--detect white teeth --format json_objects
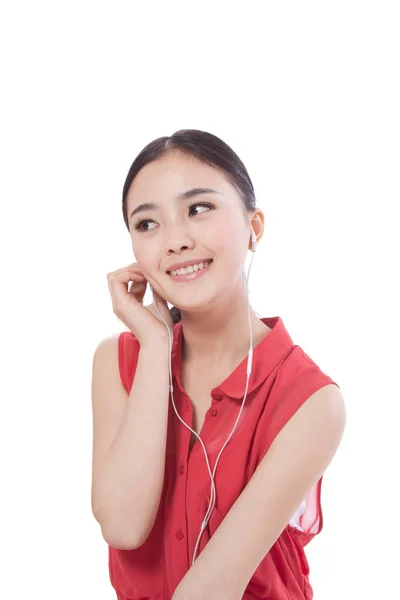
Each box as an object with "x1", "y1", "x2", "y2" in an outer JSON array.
[{"x1": 169, "y1": 260, "x2": 211, "y2": 276}]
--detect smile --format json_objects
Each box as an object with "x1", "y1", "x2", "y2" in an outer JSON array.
[{"x1": 167, "y1": 259, "x2": 213, "y2": 282}]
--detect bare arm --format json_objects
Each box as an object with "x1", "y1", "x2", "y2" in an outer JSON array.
[{"x1": 91, "y1": 334, "x2": 170, "y2": 550}]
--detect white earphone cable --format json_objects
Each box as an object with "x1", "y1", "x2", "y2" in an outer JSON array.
[{"x1": 150, "y1": 230, "x2": 256, "y2": 565}]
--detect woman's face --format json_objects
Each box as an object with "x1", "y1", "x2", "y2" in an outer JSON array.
[{"x1": 125, "y1": 151, "x2": 256, "y2": 313}]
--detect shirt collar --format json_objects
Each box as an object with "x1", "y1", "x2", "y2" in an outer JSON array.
[{"x1": 170, "y1": 316, "x2": 295, "y2": 399}]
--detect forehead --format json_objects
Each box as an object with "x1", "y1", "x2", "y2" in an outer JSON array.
[{"x1": 126, "y1": 152, "x2": 235, "y2": 207}]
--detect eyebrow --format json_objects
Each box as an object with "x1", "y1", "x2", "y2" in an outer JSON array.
[{"x1": 129, "y1": 187, "x2": 222, "y2": 221}]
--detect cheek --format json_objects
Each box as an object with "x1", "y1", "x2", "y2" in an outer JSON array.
[
  {"x1": 204, "y1": 219, "x2": 231, "y2": 250},
  {"x1": 207, "y1": 219, "x2": 244, "y2": 260},
  {"x1": 131, "y1": 243, "x2": 156, "y2": 275}
]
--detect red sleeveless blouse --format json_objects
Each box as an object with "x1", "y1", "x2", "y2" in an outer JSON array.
[{"x1": 108, "y1": 316, "x2": 339, "y2": 599}]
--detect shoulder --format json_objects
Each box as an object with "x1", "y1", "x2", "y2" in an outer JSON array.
[
  {"x1": 92, "y1": 333, "x2": 134, "y2": 393},
  {"x1": 92, "y1": 333, "x2": 134, "y2": 378},
  {"x1": 277, "y1": 344, "x2": 340, "y2": 393},
  {"x1": 93, "y1": 331, "x2": 141, "y2": 394},
  {"x1": 92, "y1": 334, "x2": 121, "y2": 377},
  {"x1": 267, "y1": 382, "x2": 346, "y2": 472},
  {"x1": 256, "y1": 343, "x2": 343, "y2": 453},
  {"x1": 93, "y1": 332, "x2": 120, "y2": 358},
  {"x1": 93, "y1": 331, "x2": 139, "y2": 361},
  {"x1": 294, "y1": 382, "x2": 346, "y2": 430}
]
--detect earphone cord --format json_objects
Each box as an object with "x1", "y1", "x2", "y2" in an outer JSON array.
[{"x1": 151, "y1": 243, "x2": 255, "y2": 565}]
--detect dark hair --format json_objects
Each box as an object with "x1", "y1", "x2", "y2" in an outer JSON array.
[{"x1": 122, "y1": 129, "x2": 257, "y2": 324}]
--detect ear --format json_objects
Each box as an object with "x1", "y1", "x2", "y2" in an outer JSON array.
[{"x1": 248, "y1": 208, "x2": 265, "y2": 251}]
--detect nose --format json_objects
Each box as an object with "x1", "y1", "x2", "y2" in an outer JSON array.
[{"x1": 165, "y1": 227, "x2": 195, "y2": 255}]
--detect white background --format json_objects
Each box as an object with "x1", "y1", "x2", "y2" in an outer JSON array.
[{"x1": 1, "y1": 1, "x2": 399, "y2": 598}]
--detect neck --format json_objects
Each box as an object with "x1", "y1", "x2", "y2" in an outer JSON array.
[{"x1": 179, "y1": 277, "x2": 270, "y2": 366}]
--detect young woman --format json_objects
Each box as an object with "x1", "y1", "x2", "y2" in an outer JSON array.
[{"x1": 91, "y1": 129, "x2": 346, "y2": 600}]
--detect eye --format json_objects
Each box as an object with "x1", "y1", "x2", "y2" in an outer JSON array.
[
  {"x1": 187, "y1": 200, "x2": 214, "y2": 216},
  {"x1": 133, "y1": 201, "x2": 214, "y2": 232}
]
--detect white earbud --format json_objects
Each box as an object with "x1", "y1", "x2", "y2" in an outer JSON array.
[{"x1": 250, "y1": 228, "x2": 257, "y2": 252}]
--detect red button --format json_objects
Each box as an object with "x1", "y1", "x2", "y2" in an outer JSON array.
[
  {"x1": 175, "y1": 528, "x2": 184, "y2": 540},
  {"x1": 179, "y1": 462, "x2": 185, "y2": 474},
  {"x1": 213, "y1": 391, "x2": 223, "y2": 401},
  {"x1": 209, "y1": 406, "x2": 218, "y2": 416}
]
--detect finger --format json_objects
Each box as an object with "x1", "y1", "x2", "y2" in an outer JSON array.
[
  {"x1": 108, "y1": 268, "x2": 146, "y2": 282},
  {"x1": 108, "y1": 271, "x2": 147, "y2": 300},
  {"x1": 107, "y1": 263, "x2": 143, "y2": 278}
]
